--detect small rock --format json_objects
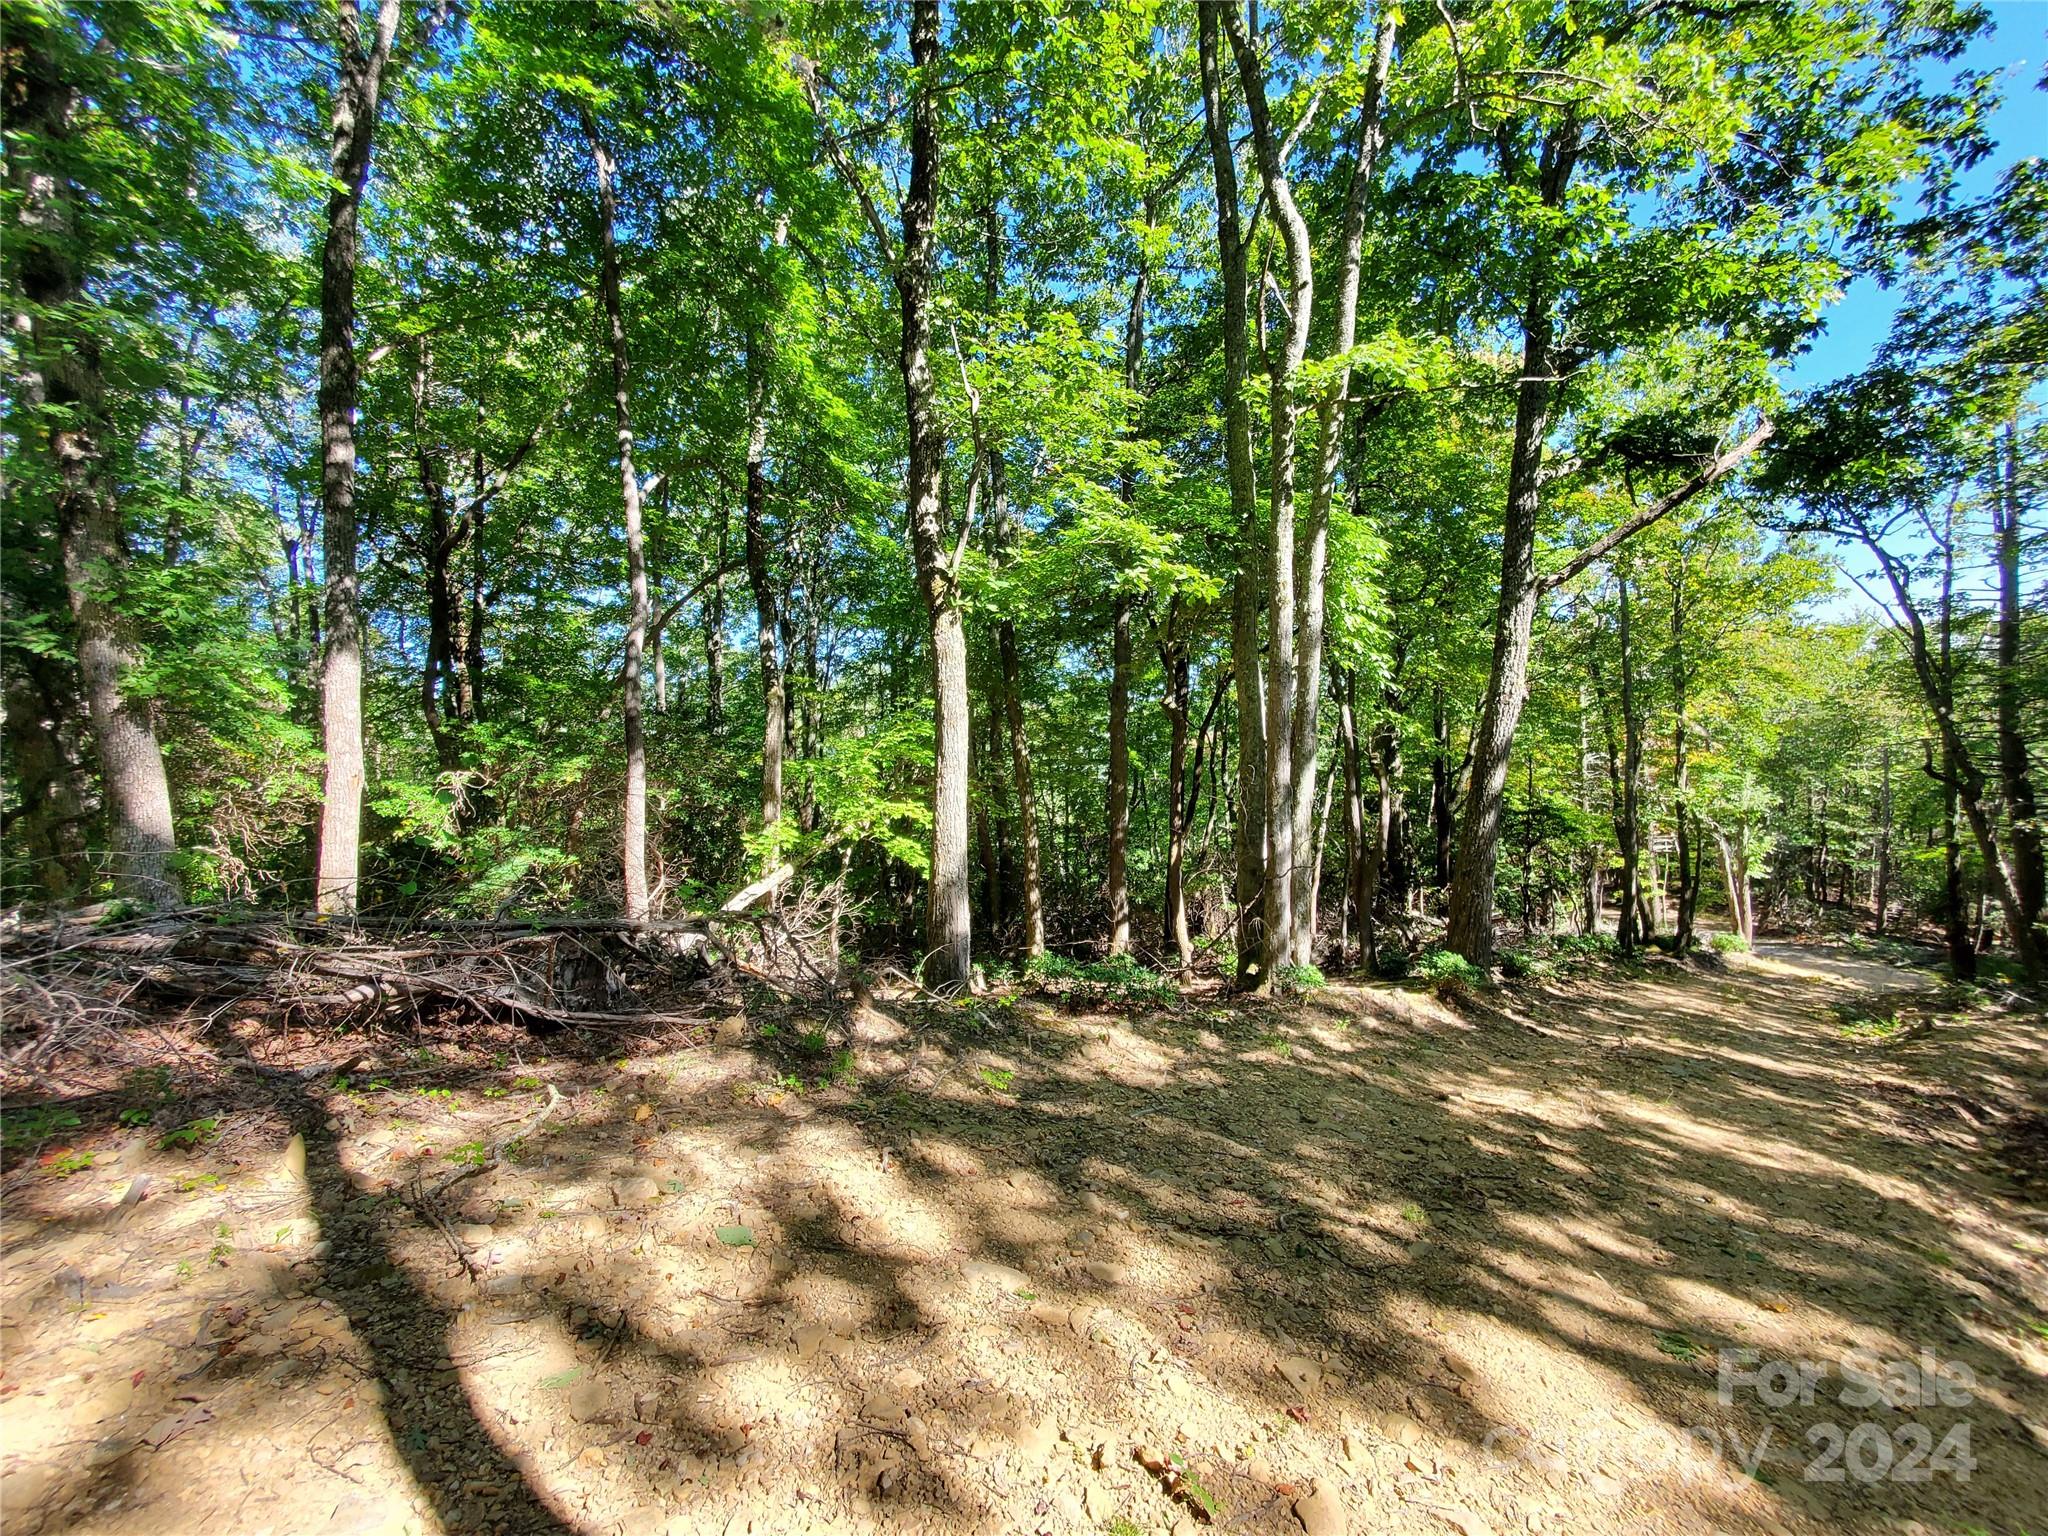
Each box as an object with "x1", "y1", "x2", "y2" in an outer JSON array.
[
  {"x1": 613, "y1": 1175, "x2": 661, "y2": 1208},
  {"x1": 282, "y1": 1133, "x2": 307, "y2": 1180},
  {"x1": 1082, "y1": 1260, "x2": 1128, "y2": 1286},
  {"x1": 793, "y1": 1324, "x2": 847, "y2": 1360},
  {"x1": 1011, "y1": 1412, "x2": 1058, "y2": 1462},
  {"x1": 567, "y1": 1379, "x2": 611, "y2": 1422},
  {"x1": 715, "y1": 1016, "x2": 746, "y2": 1046},
  {"x1": 458, "y1": 1224, "x2": 495, "y2": 1245},
  {"x1": 1082, "y1": 1482, "x2": 1114, "y2": 1521},
  {"x1": 1278, "y1": 1354, "x2": 1323, "y2": 1393},
  {"x1": 963, "y1": 1259, "x2": 1031, "y2": 1292},
  {"x1": 1293, "y1": 1480, "x2": 1345, "y2": 1536},
  {"x1": 1369, "y1": 1409, "x2": 1425, "y2": 1447}
]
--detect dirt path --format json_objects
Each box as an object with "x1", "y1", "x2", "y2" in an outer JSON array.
[{"x1": 4, "y1": 945, "x2": 2044, "y2": 1536}]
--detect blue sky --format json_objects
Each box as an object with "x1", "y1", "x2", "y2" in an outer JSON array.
[{"x1": 1788, "y1": 3, "x2": 2046, "y2": 389}]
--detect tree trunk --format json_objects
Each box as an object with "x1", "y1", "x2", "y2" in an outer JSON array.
[
  {"x1": 1220, "y1": 7, "x2": 1312, "y2": 986},
  {"x1": 1162, "y1": 642, "x2": 1193, "y2": 966},
  {"x1": 584, "y1": 109, "x2": 652, "y2": 922},
  {"x1": 706, "y1": 503, "x2": 727, "y2": 731},
  {"x1": 1941, "y1": 739, "x2": 1976, "y2": 980},
  {"x1": 1874, "y1": 741, "x2": 1893, "y2": 935},
  {"x1": 313, "y1": 0, "x2": 402, "y2": 917},
  {"x1": 896, "y1": 0, "x2": 970, "y2": 984},
  {"x1": 1670, "y1": 570, "x2": 1696, "y2": 951},
  {"x1": 1993, "y1": 419, "x2": 2043, "y2": 939},
  {"x1": 1614, "y1": 574, "x2": 1644, "y2": 953},
  {"x1": 1446, "y1": 276, "x2": 1555, "y2": 962},
  {"x1": 8, "y1": 24, "x2": 183, "y2": 908},
  {"x1": 744, "y1": 333, "x2": 783, "y2": 854},
  {"x1": 1867, "y1": 507, "x2": 2040, "y2": 982},
  {"x1": 1283, "y1": 10, "x2": 1397, "y2": 965},
  {"x1": 1431, "y1": 689, "x2": 1457, "y2": 896},
  {"x1": 1, "y1": 651, "x2": 90, "y2": 900},
  {"x1": 1338, "y1": 674, "x2": 1366, "y2": 968},
  {"x1": 1106, "y1": 592, "x2": 1133, "y2": 954},
  {"x1": 1198, "y1": 3, "x2": 1266, "y2": 990}
]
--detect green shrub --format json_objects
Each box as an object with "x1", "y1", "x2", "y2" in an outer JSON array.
[
  {"x1": 1708, "y1": 932, "x2": 1750, "y2": 953},
  {"x1": 1024, "y1": 951, "x2": 1173, "y2": 1003},
  {"x1": 1, "y1": 1105, "x2": 81, "y2": 1150},
  {"x1": 1276, "y1": 961, "x2": 1326, "y2": 993},
  {"x1": 1415, "y1": 948, "x2": 1487, "y2": 986}
]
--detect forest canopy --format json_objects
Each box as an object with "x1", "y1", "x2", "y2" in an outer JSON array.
[{"x1": 4, "y1": 0, "x2": 2044, "y2": 990}]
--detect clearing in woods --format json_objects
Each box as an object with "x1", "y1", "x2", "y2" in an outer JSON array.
[{"x1": 2, "y1": 943, "x2": 2044, "y2": 1536}]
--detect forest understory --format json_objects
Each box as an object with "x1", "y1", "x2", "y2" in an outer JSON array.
[{"x1": 1, "y1": 928, "x2": 2044, "y2": 1536}]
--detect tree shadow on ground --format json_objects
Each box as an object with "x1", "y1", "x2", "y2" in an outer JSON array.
[{"x1": 4, "y1": 943, "x2": 2043, "y2": 1536}]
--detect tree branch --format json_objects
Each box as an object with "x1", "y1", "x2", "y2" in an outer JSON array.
[{"x1": 1540, "y1": 419, "x2": 1772, "y2": 593}]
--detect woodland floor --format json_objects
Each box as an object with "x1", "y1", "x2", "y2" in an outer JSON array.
[{"x1": 3, "y1": 940, "x2": 2046, "y2": 1536}]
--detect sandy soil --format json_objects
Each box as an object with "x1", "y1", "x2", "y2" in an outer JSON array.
[{"x1": 3, "y1": 942, "x2": 2044, "y2": 1536}]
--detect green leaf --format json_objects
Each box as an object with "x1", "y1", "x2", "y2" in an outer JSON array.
[{"x1": 716, "y1": 1224, "x2": 755, "y2": 1247}]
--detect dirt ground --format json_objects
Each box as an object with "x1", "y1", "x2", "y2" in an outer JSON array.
[{"x1": 3, "y1": 942, "x2": 2045, "y2": 1536}]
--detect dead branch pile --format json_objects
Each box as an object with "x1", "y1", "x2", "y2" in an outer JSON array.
[{"x1": 0, "y1": 878, "x2": 851, "y2": 1087}]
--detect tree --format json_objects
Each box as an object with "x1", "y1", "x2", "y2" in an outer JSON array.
[{"x1": 313, "y1": 0, "x2": 403, "y2": 917}]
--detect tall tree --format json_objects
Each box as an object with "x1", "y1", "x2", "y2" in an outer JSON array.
[
  {"x1": 313, "y1": 0, "x2": 403, "y2": 917},
  {"x1": 582, "y1": 108, "x2": 653, "y2": 920},
  {"x1": 6, "y1": 5, "x2": 185, "y2": 907}
]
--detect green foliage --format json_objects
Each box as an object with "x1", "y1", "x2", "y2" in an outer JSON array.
[
  {"x1": 1708, "y1": 933, "x2": 1750, "y2": 954},
  {"x1": 1023, "y1": 952, "x2": 1175, "y2": 1004},
  {"x1": 1, "y1": 1105, "x2": 80, "y2": 1150},
  {"x1": 1275, "y1": 961, "x2": 1326, "y2": 993},
  {"x1": 159, "y1": 1116, "x2": 222, "y2": 1151},
  {"x1": 1409, "y1": 950, "x2": 1490, "y2": 999}
]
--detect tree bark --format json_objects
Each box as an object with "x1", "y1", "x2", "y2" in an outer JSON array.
[
  {"x1": 1863, "y1": 509, "x2": 2040, "y2": 982},
  {"x1": 1198, "y1": 3, "x2": 1266, "y2": 989},
  {"x1": 744, "y1": 333, "x2": 783, "y2": 853},
  {"x1": 1338, "y1": 674, "x2": 1366, "y2": 966},
  {"x1": 1105, "y1": 246, "x2": 1146, "y2": 956},
  {"x1": 1874, "y1": 741, "x2": 1892, "y2": 935},
  {"x1": 584, "y1": 109, "x2": 652, "y2": 922},
  {"x1": 1285, "y1": 7, "x2": 1397, "y2": 965},
  {"x1": 1221, "y1": 4, "x2": 1311, "y2": 985},
  {"x1": 1670, "y1": 564, "x2": 1697, "y2": 951},
  {"x1": 1446, "y1": 273, "x2": 1554, "y2": 961},
  {"x1": 1993, "y1": 419, "x2": 2043, "y2": 939},
  {"x1": 895, "y1": 0, "x2": 970, "y2": 983},
  {"x1": 1161, "y1": 636, "x2": 1193, "y2": 966},
  {"x1": 313, "y1": 0, "x2": 401, "y2": 917},
  {"x1": 706, "y1": 503, "x2": 727, "y2": 731},
  {"x1": 8, "y1": 25, "x2": 184, "y2": 908}
]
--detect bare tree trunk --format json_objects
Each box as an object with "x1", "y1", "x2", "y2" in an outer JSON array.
[
  {"x1": 313, "y1": 0, "x2": 402, "y2": 917},
  {"x1": 1447, "y1": 277, "x2": 1556, "y2": 961},
  {"x1": 1, "y1": 651, "x2": 90, "y2": 900},
  {"x1": 1874, "y1": 741, "x2": 1892, "y2": 935},
  {"x1": 1338, "y1": 673, "x2": 1365, "y2": 967},
  {"x1": 1285, "y1": 9, "x2": 1397, "y2": 966},
  {"x1": 1670, "y1": 567, "x2": 1697, "y2": 951},
  {"x1": 1614, "y1": 573, "x2": 1643, "y2": 953},
  {"x1": 1105, "y1": 592, "x2": 1134, "y2": 953},
  {"x1": 1198, "y1": 3, "x2": 1265, "y2": 989},
  {"x1": 8, "y1": 26, "x2": 183, "y2": 908},
  {"x1": 1993, "y1": 419, "x2": 2043, "y2": 939},
  {"x1": 744, "y1": 334, "x2": 783, "y2": 854},
  {"x1": 1162, "y1": 640, "x2": 1193, "y2": 966},
  {"x1": 584, "y1": 109, "x2": 652, "y2": 921},
  {"x1": 1868, "y1": 503, "x2": 2039, "y2": 982},
  {"x1": 895, "y1": 0, "x2": 970, "y2": 983},
  {"x1": 1220, "y1": 6, "x2": 1311, "y2": 985},
  {"x1": 706, "y1": 503, "x2": 727, "y2": 731}
]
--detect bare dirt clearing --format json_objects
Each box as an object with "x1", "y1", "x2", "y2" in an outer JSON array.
[{"x1": 4, "y1": 944, "x2": 2044, "y2": 1536}]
